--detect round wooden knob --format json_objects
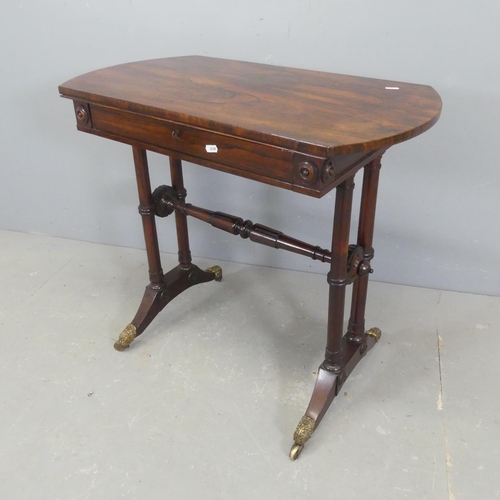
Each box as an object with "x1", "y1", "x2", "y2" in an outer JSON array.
[
  {"x1": 322, "y1": 159, "x2": 336, "y2": 182},
  {"x1": 75, "y1": 105, "x2": 89, "y2": 124},
  {"x1": 297, "y1": 161, "x2": 318, "y2": 184}
]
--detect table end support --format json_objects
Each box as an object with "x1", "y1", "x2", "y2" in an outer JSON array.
[
  {"x1": 289, "y1": 328, "x2": 381, "y2": 460},
  {"x1": 113, "y1": 263, "x2": 222, "y2": 351}
]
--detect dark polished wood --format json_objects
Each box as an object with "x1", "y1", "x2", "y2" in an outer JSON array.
[
  {"x1": 169, "y1": 157, "x2": 192, "y2": 270},
  {"x1": 347, "y1": 158, "x2": 382, "y2": 341},
  {"x1": 114, "y1": 149, "x2": 219, "y2": 351},
  {"x1": 325, "y1": 177, "x2": 356, "y2": 370},
  {"x1": 59, "y1": 56, "x2": 441, "y2": 459},
  {"x1": 132, "y1": 146, "x2": 164, "y2": 288},
  {"x1": 152, "y1": 184, "x2": 332, "y2": 264},
  {"x1": 60, "y1": 56, "x2": 441, "y2": 155},
  {"x1": 60, "y1": 56, "x2": 441, "y2": 198}
]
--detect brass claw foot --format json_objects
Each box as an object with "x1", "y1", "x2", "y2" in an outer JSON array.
[
  {"x1": 114, "y1": 324, "x2": 137, "y2": 351},
  {"x1": 365, "y1": 327, "x2": 381, "y2": 341},
  {"x1": 206, "y1": 265, "x2": 222, "y2": 282},
  {"x1": 289, "y1": 415, "x2": 315, "y2": 460}
]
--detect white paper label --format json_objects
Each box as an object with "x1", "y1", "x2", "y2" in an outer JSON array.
[
  {"x1": 385, "y1": 86, "x2": 400, "y2": 90},
  {"x1": 205, "y1": 145, "x2": 218, "y2": 153}
]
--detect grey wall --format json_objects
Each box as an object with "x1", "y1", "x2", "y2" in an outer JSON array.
[{"x1": 1, "y1": 1, "x2": 499, "y2": 296}]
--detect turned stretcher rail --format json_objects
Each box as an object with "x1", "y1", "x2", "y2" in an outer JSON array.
[{"x1": 152, "y1": 185, "x2": 332, "y2": 264}]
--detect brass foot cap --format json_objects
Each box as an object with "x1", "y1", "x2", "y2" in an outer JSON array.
[
  {"x1": 293, "y1": 415, "x2": 315, "y2": 445},
  {"x1": 365, "y1": 327, "x2": 382, "y2": 341},
  {"x1": 114, "y1": 324, "x2": 137, "y2": 351},
  {"x1": 206, "y1": 265, "x2": 222, "y2": 282}
]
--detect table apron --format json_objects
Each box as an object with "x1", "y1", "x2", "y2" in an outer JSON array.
[{"x1": 74, "y1": 101, "x2": 384, "y2": 198}]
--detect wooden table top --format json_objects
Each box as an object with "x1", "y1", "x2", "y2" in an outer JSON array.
[{"x1": 59, "y1": 56, "x2": 441, "y2": 157}]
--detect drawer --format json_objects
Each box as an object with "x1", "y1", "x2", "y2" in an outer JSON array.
[{"x1": 89, "y1": 104, "x2": 294, "y2": 183}]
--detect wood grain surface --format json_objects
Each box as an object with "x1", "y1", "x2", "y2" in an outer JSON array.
[{"x1": 59, "y1": 56, "x2": 441, "y2": 156}]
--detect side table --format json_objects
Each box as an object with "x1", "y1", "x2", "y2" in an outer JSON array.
[{"x1": 59, "y1": 56, "x2": 441, "y2": 459}]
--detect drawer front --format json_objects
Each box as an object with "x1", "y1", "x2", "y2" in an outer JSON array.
[{"x1": 90, "y1": 105, "x2": 294, "y2": 183}]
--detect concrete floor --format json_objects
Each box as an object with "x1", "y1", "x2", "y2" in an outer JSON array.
[{"x1": 1, "y1": 229, "x2": 498, "y2": 499}]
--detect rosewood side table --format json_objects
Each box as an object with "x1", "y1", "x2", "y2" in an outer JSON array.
[{"x1": 59, "y1": 56, "x2": 441, "y2": 460}]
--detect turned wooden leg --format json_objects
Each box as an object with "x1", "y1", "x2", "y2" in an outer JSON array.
[
  {"x1": 114, "y1": 150, "x2": 221, "y2": 351},
  {"x1": 169, "y1": 157, "x2": 192, "y2": 270},
  {"x1": 346, "y1": 157, "x2": 382, "y2": 343},
  {"x1": 169, "y1": 156, "x2": 222, "y2": 281},
  {"x1": 134, "y1": 147, "x2": 165, "y2": 289}
]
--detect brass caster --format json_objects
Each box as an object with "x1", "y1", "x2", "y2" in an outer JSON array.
[
  {"x1": 289, "y1": 443, "x2": 304, "y2": 461},
  {"x1": 114, "y1": 324, "x2": 137, "y2": 351},
  {"x1": 365, "y1": 327, "x2": 382, "y2": 341},
  {"x1": 206, "y1": 265, "x2": 222, "y2": 282}
]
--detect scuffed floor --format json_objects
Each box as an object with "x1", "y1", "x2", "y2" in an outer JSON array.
[{"x1": 0, "y1": 230, "x2": 498, "y2": 499}]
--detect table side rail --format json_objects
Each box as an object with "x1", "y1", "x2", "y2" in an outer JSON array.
[{"x1": 71, "y1": 100, "x2": 384, "y2": 198}]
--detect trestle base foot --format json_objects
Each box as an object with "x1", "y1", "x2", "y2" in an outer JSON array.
[
  {"x1": 114, "y1": 263, "x2": 222, "y2": 351},
  {"x1": 289, "y1": 328, "x2": 381, "y2": 459}
]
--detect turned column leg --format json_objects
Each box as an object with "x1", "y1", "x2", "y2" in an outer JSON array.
[
  {"x1": 169, "y1": 157, "x2": 192, "y2": 270},
  {"x1": 324, "y1": 176, "x2": 355, "y2": 370},
  {"x1": 346, "y1": 157, "x2": 382, "y2": 343},
  {"x1": 169, "y1": 156, "x2": 222, "y2": 280},
  {"x1": 290, "y1": 176, "x2": 355, "y2": 459},
  {"x1": 134, "y1": 147, "x2": 165, "y2": 288}
]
